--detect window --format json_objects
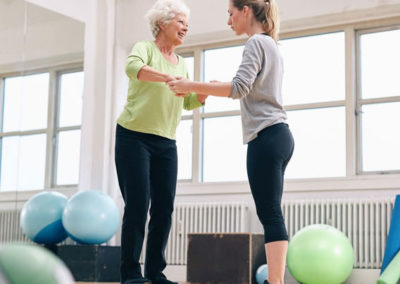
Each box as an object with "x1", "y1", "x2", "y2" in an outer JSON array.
[
  {"x1": 285, "y1": 107, "x2": 346, "y2": 178},
  {"x1": 55, "y1": 71, "x2": 84, "y2": 185},
  {"x1": 280, "y1": 33, "x2": 345, "y2": 105},
  {"x1": 1, "y1": 73, "x2": 49, "y2": 191},
  {"x1": 174, "y1": 22, "x2": 400, "y2": 187},
  {"x1": 358, "y1": 28, "x2": 400, "y2": 173},
  {"x1": 176, "y1": 119, "x2": 193, "y2": 180},
  {"x1": 203, "y1": 116, "x2": 247, "y2": 182},
  {"x1": 202, "y1": 45, "x2": 247, "y2": 182},
  {"x1": 279, "y1": 32, "x2": 346, "y2": 178},
  {"x1": 203, "y1": 45, "x2": 243, "y2": 113},
  {"x1": 0, "y1": 68, "x2": 83, "y2": 191},
  {"x1": 360, "y1": 102, "x2": 400, "y2": 172},
  {"x1": 177, "y1": 56, "x2": 195, "y2": 180}
]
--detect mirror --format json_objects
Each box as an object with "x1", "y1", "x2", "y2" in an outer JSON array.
[{"x1": 0, "y1": 0, "x2": 84, "y2": 192}]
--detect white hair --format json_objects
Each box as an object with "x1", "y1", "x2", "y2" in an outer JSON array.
[{"x1": 145, "y1": 0, "x2": 190, "y2": 38}]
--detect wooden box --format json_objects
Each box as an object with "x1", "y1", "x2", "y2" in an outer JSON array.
[
  {"x1": 187, "y1": 233, "x2": 266, "y2": 284},
  {"x1": 56, "y1": 245, "x2": 120, "y2": 282}
]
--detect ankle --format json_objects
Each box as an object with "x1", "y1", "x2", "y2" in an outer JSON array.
[{"x1": 267, "y1": 278, "x2": 284, "y2": 284}]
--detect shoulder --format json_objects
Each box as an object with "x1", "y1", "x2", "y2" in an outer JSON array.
[
  {"x1": 132, "y1": 40, "x2": 154, "y2": 49},
  {"x1": 245, "y1": 34, "x2": 281, "y2": 61},
  {"x1": 128, "y1": 41, "x2": 157, "y2": 60},
  {"x1": 246, "y1": 34, "x2": 276, "y2": 48}
]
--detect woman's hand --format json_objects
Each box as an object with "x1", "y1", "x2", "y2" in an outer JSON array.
[
  {"x1": 175, "y1": 92, "x2": 189, "y2": 97},
  {"x1": 164, "y1": 74, "x2": 176, "y2": 82},
  {"x1": 197, "y1": 94, "x2": 208, "y2": 103},
  {"x1": 167, "y1": 78, "x2": 193, "y2": 94}
]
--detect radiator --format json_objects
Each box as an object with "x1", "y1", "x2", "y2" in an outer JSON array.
[
  {"x1": 0, "y1": 209, "x2": 74, "y2": 245},
  {"x1": 141, "y1": 202, "x2": 250, "y2": 265},
  {"x1": 0, "y1": 199, "x2": 394, "y2": 269},
  {"x1": 0, "y1": 209, "x2": 29, "y2": 243},
  {"x1": 282, "y1": 198, "x2": 394, "y2": 269},
  {"x1": 0, "y1": 202, "x2": 249, "y2": 265}
]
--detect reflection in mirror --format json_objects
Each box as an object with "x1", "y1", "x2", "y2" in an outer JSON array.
[{"x1": 0, "y1": 0, "x2": 85, "y2": 191}]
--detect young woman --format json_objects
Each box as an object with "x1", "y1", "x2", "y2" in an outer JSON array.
[{"x1": 168, "y1": 1, "x2": 294, "y2": 283}]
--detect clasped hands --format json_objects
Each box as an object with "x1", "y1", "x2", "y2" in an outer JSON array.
[
  {"x1": 166, "y1": 76, "x2": 208, "y2": 103},
  {"x1": 165, "y1": 76, "x2": 192, "y2": 98}
]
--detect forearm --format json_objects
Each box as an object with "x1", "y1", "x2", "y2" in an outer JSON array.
[
  {"x1": 137, "y1": 65, "x2": 172, "y2": 82},
  {"x1": 189, "y1": 81, "x2": 232, "y2": 97}
]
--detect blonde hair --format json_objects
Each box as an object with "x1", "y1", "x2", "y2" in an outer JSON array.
[
  {"x1": 145, "y1": 0, "x2": 190, "y2": 38},
  {"x1": 231, "y1": 0, "x2": 280, "y2": 42}
]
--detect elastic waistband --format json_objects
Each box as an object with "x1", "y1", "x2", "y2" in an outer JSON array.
[
  {"x1": 116, "y1": 124, "x2": 175, "y2": 143},
  {"x1": 259, "y1": 122, "x2": 288, "y2": 134}
]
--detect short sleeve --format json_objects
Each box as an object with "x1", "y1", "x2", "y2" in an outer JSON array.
[{"x1": 125, "y1": 41, "x2": 151, "y2": 80}]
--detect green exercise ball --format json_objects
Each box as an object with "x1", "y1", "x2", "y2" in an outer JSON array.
[
  {"x1": 0, "y1": 243, "x2": 74, "y2": 284},
  {"x1": 287, "y1": 224, "x2": 354, "y2": 284}
]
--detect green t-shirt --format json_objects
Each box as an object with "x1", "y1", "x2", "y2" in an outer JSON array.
[{"x1": 117, "y1": 40, "x2": 203, "y2": 140}]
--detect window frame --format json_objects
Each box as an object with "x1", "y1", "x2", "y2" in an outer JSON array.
[
  {"x1": 0, "y1": 63, "x2": 83, "y2": 192},
  {"x1": 355, "y1": 25, "x2": 400, "y2": 175},
  {"x1": 175, "y1": 16, "x2": 400, "y2": 192}
]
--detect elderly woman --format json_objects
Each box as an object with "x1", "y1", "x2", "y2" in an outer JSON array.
[{"x1": 115, "y1": 1, "x2": 205, "y2": 284}]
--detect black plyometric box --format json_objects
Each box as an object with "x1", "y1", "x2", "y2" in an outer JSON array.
[
  {"x1": 187, "y1": 233, "x2": 266, "y2": 284},
  {"x1": 56, "y1": 245, "x2": 120, "y2": 282}
]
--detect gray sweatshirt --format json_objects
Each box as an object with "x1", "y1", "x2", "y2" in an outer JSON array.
[{"x1": 230, "y1": 33, "x2": 287, "y2": 144}]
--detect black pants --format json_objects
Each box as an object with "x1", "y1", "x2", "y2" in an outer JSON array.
[
  {"x1": 115, "y1": 124, "x2": 178, "y2": 282},
  {"x1": 247, "y1": 123, "x2": 294, "y2": 243}
]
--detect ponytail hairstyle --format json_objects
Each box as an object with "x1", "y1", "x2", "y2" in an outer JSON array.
[{"x1": 231, "y1": 0, "x2": 280, "y2": 43}]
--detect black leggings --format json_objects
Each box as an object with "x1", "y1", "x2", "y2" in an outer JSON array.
[
  {"x1": 115, "y1": 124, "x2": 177, "y2": 282},
  {"x1": 247, "y1": 123, "x2": 294, "y2": 243}
]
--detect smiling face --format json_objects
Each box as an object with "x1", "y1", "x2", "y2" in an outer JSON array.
[
  {"x1": 227, "y1": 1, "x2": 247, "y2": 36},
  {"x1": 159, "y1": 13, "x2": 188, "y2": 46}
]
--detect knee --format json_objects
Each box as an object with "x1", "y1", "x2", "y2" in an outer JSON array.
[
  {"x1": 257, "y1": 203, "x2": 283, "y2": 225},
  {"x1": 150, "y1": 204, "x2": 174, "y2": 220},
  {"x1": 124, "y1": 205, "x2": 148, "y2": 222}
]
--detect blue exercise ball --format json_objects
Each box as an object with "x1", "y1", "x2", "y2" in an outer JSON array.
[
  {"x1": 62, "y1": 190, "x2": 120, "y2": 244},
  {"x1": 0, "y1": 243, "x2": 74, "y2": 284},
  {"x1": 255, "y1": 264, "x2": 268, "y2": 284},
  {"x1": 20, "y1": 191, "x2": 68, "y2": 244}
]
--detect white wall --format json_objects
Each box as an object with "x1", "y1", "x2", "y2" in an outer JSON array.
[
  {"x1": 0, "y1": 1, "x2": 84, "y2": 73},
  {"x1": 115, "y1": 0, "x2": 400, "y2": 50},
  {"x1": 25, "y1": 0, "x2": 89, "y2": 23},
  {"x1": 278, "y1": 0, "x2": 400, "y2": 20}
]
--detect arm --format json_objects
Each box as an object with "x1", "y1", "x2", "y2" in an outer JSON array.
[
  {"x1": 230, "y1": 37, "x2": 264, "y2": 99},
  {"x1": 168, "y1": 79, "x2": 232, "y2": 98},
  {"x1": 168, "y1": 38, "x2": 263, "y2": 98},
  {"x1": 180, "y1": 63, "x2": 208, "y2": 110},
  {"x1": 137, "y1": 65, "x2": 174, "y2": 82},
  {"x1": 125, "y1": 41, "x2": 174, "y2": 83}
]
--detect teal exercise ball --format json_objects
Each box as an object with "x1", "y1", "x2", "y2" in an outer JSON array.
[
  {"x1": 62, "y1": 190, "x2": 120, "y2": 244},
  {"x1": 20, "y1": 191, "x2": 68, "y2": 244},
  {"x1": 0, "y1": 243, "x2": 74, "y2": 284},
  {"x1": 287, "y1": 224, "x2": 354, "y2": 284},
  {"x1": 255, "y1": 264, "x2": 268, "y2": 284}
]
